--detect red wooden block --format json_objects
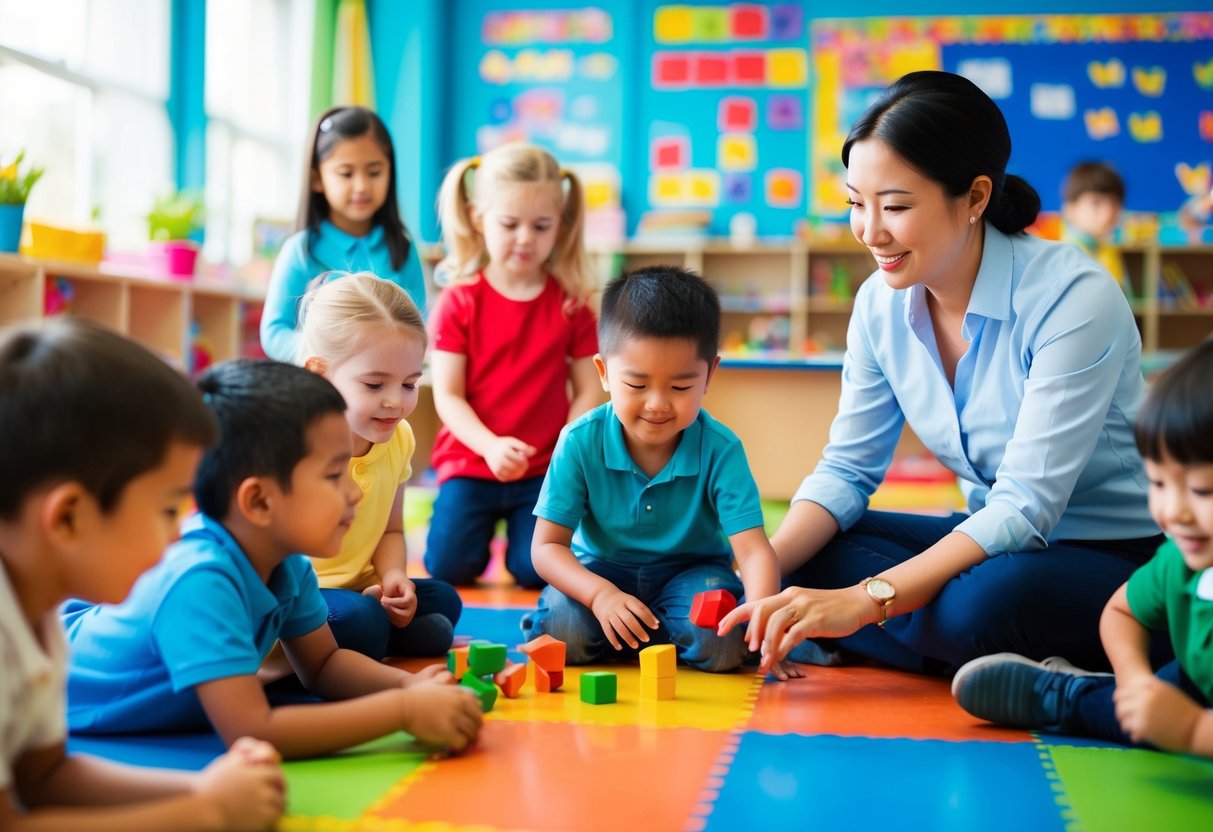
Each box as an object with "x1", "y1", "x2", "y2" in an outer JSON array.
[
  {"x1": 533, "y1": 664, "x2": 564, "y2": 693},
  {"x1": 689, "y1": 589, "x2": 737, "y2": 628},
  {"x1": 519, "y1": 634, "x2": 566, "y2": 671},
  {"x1": 494, "y1": 662, "x2": 527, "y2": 698}
]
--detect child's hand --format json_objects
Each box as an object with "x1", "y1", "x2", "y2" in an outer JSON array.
[
  {"x1": 590, "y1": 588, "x2": 659, "y2": 650},
  {"x1": 402, "y1": 663, "x2": 457, "y2": 686},
  {"x1": 1114, "y1": 675, "x2": 1202, "y2": 752},
  {"x1": 372, "y1": 574, "x2": 419, "y2": 627},
  {"x1": 766, "y1": 658, "x2": 805, "y2": 682},
  {"x1": 194, "y1": 739, "x2": 285, "y2": 831},
  {"x1": 485, "y1": 436, "x2": 537, "y2": 482},
  {"x1": 397, "y1": 683, "x2": 484, "y2": 752}
]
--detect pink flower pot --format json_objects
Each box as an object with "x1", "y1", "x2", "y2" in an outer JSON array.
[{"x1": 149, "y1": 240, "x2": 199, "y2": 280}]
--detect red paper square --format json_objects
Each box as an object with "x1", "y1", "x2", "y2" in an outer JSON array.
[
  {"x1": 732, "y1": 5, "x2": 768, "y2": 39},
  {"x1": 733, "y1": 52, "x2": 766, "y2": 85},
  {"x1": 653, "y1": 53, "x2": 691, "y2": 87},
  {"x1": 695, "y1": 54, "x2": 730, "y2": 85}
]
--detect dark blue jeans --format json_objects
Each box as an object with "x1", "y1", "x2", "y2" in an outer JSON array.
[
  {"x1": 520, "y1": 555, "x2": 748, "y2": 672},
  {"x1": 321, "y1": 578, "x2": 462, "y2": 659},
  {"x1": 785, "y1": 510, "x2": 1165, "y2": 674},
  {"x1": 1064, "y1": 660, "x2": 1210, "y2": 747},
  {"x1": 424, "y1": 475, "x2": 545, "y2": 588}
]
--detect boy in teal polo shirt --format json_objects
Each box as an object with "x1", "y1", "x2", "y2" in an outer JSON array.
[
  {"x1": 521, "y1": 266, "x2": 789, "y2": 674},
  {"x1": 954, "y1": 339, "x2": 1213, "y2": 756}
]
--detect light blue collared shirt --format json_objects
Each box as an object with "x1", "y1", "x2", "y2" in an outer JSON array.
[
  {"x1": 260, "y1": 220, "x2": 427, "y2": 362},
  {"x1": 794, "y1": 226, "x2": 1159, "y2": 555}
]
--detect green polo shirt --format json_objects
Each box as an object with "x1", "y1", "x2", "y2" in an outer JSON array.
[
  {"x1": 1126, "y1": 538, "x2": 1213, "y2": 701},
  {"x1": 536, "y1": 403, "x2": 765, "y2": 567}
]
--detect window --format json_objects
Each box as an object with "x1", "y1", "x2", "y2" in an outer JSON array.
[
  {"x1": 204, "y1": 0, "x2": 312, "y2": 266},
  {"x1": 0, "y1": 0, "x2": 173, "y2": 251}
]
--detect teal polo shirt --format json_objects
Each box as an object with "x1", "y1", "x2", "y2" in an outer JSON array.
[
  {"x1": 1126, "y1": 538, "x2": 1213, "y2": 701},
  {"x1": 536, "y1": 403, "x2": 766, "y2": 567}
]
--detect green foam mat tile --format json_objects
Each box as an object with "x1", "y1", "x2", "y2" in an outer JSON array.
[{"x1": 283, "y1": 732, "x2": 429, "y2": 820}]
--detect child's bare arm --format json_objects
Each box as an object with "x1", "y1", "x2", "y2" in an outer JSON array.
[
  {"x1": 533, "y1": 518, "x2": 658, "y2": 649},
  {"x1": 284, "y1": 623, "x2": 453, "y2": 698},
  {"x1": 1099, "y1": 584, "x2": 1154, "y2": 682},
  {"x1": 6, "y1": 740, "x2": 282, "y2": 831},
  {"x1": 566, "y1": 356, "x2": 602, "y2": 423},
  {"x1": 430, "y1": 350, "x2": 534, "y2": 480},
  {"x1": 371, "y1": 485, "x2": 416, "y2": 627}
]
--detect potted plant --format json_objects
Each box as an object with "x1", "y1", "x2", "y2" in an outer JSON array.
[
  {"x1": 146, "y1": 191, "x2": 204, "y2": 279},
  {"x1": 0, "y1": 151, "x2": 45, "y2": 253}
]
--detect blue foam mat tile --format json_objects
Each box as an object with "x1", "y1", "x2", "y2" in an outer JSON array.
[
  {"x1": 703, "y1": 733, "x2": 1066, "y2": 832},
  {"x1": 456, "y1": 606, "x2": 529, "y2": 659},
  {"x1": 68, "y1": 731, "x2": 224, "y2": 771}
]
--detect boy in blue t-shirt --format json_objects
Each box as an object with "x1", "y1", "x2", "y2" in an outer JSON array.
[
  {"x1": 0, "y1": 319, "x2": 283, "y2": 831},
  {"x1": 65, "y1": 360, "x2": 482, "y2": 760},
  {"x1": 521, "y1": 266, "x2": 790, "y2": 675}
]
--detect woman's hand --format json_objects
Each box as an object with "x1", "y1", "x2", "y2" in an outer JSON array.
[{"x1": 718, "y1": 585, "x2": 877, "y2": 673}]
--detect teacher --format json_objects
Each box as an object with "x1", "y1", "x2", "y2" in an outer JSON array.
[{"x1": 721, "y1": 71, "x2": 1163, "y2": 679}]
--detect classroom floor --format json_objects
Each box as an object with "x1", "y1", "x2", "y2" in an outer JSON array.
[{"x1": 69, "y1": 483, "x2": 1213, "y2": 831}]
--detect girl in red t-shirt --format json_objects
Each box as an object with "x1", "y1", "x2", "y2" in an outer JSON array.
[{"x1": 426, "y1": 144, "x2": 600, "y2": 588}]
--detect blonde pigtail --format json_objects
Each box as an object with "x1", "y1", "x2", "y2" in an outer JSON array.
[
  {"x1": 435, "y1": 156, "x2": 485, "y2": 286},
  {"x1": 550, "y1": 167, "x2": 597, "y2": 312}
]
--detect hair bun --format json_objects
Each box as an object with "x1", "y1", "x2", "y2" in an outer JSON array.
[{"x1": 987, "y1": 174, "x2": 1041, "y2": 234}]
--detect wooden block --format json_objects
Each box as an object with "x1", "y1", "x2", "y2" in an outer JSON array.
[
  {"x1": 640, "y1": 674, "x2": 676, "y2": 700},
  {"x1": 579, "y1": 671, "x2": 617, "y2": 705},
  {"x1": 519, "y1": 634, "x2": 567, "y2": 672},
  {"x1": 468, "y1": 642, "x2": 507, "y2": 676},
  {"x1": 533, "y1": 663, "x2": 564, "y2": 692},
  {"x1": 460, "y1": 673, "x2": 498, "y2": 712},
  {"x1": 639, "y1": 644, "x2": 677, "y2": 679},
  {"x1": 689, "y1": 589, "x2": 737, "y2": 628},
  {"x1": 446, "y1": 645, "x2": 470, "y2": 680},
  {"x1": 494, "y1": 662, "x2": 527, "y2": 698}
]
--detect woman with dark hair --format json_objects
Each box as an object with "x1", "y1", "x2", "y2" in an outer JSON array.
[{"x1": 721, "y1": 71, "x2": 1164, "y2": 679}]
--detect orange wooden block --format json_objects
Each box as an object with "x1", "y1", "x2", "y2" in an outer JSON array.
[
  {"x1": 533, "y1": 663, "x2": 564, "y2": 692},
  {"x1": 494, "y1": 662, "x2": 527, "y2": 698},
  {"x1": 447, "y1": 645, "x2": 470, "y2": 680},
  {"x1": 519, "y1": 634, "x2": 567, "y2": 671}
]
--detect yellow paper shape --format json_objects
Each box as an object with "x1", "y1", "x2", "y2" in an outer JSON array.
[
  {"x1": 888, "y1": 42, "x2": 941, "y2": 80},
  {"x1": 1175, "y1": 162, "x2": 1211, "y2": 198},
  {"x1": 767, "y1": 48, "x2": 808, "y2": 87},
  {"x1": 686, "y1": 170, "x2": 720, "y2": 204},
  {"x1": 479, "y1": 50, "x2": 512, "y2": 85},
  {"x1": 1195, "y1": 58, "x2": 1213, "y2": 90},
  {"x1": 651, "y1": 173, "x2": 686, "y2": 205},
  {"x1": 1131, "y1": 66, "x2": 1165, "y2": 97},
  {"x1": 1087, "y1": 58, "x2": 1125, "y2": 89},
  {"x1": 718, "y1": 134, "x2": 757, "y2": 173},
  {"x1": 654, "y1": 6, "x2": 694, "y2": 43},
  {"x1": 1084, "y1": 107, "x2": 1120, "y2": 140},
  {"x1": 585, "y1": 181, "x2": 615, "y2": 210},
  {"x1": 1127, "y1": 111, "x2": 1162, "y2": 143}
]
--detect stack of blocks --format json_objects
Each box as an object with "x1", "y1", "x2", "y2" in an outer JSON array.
[
  {"x1": 447, "y1": 641, "x2": 506, "y2": 712},
  {"x1": 519, "y1": 634, "x2": 566, "y2": 692},
  {"x1": 639, "y1": 644, "x2": 676, "y2": 700}
]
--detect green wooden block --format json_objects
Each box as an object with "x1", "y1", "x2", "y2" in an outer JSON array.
[
  {"x1": 460, "y1": 673, "x2": 498, "y2": 712},
  {"x1": 467, "y1": 642, "x2": 507, "y2": 676},
  {"x1": 579, "y1": 671, "x2": 617, "y2": 705}
]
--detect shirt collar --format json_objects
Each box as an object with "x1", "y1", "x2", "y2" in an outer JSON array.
[
  {"x1": 317, "y1": 220, "x2": 384, "y2": 260},
  {"x1": 603, "y1": 409, "x2": 703, "y2": 480},
  {"x1": 182, "y1": 514, "x2": 297, "y2": 616},
  {"x1": 964, "y1": 225, "x2": 1013, "y2": 326}
]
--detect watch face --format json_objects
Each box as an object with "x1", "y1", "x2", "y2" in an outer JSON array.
[{"x1": 866, "y1": 578, "x2": 895, "y2": 602}]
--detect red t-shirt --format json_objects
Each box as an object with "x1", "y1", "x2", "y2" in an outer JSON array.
[{"x1": 429, "y1": 273, "x2": 598, "y2": 483}]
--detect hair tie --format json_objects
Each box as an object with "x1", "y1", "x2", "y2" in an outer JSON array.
[
  {"x1": 469, "y1": 156, "x2": 481, "y2": 169},
  {"x1": 201, "y1": 392, "x2": 214, "y2": 405},
  {"x1": 560, "y1": 167, "x2": 570, "y2": 177},
  {"x1": 319, "y1": 117, "x2": 334, "y2": 133}
]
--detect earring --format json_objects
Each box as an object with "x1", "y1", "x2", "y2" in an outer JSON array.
[{"x1": 969, "y1": 216, "x2": 977, "y2": 225}]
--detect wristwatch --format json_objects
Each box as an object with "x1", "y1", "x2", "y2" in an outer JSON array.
[{"x1": 860, "y1": 577, "x2": 896, "y2": 627}]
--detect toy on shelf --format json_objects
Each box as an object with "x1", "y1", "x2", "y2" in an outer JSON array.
[
  {"x1": 188, "y1": 320, "x2": 214, "y2": 376},
  {"x1": 43, "y1": 277, "x2": 74, "y2": 316}
]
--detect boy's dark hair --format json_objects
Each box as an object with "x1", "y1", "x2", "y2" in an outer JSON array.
[
  {"x1": 1063, "y1": 161, "x2": 1126, "y2": 205},
  {"x1": 1135, "y1": 338, "x2": 1213, "y2": 465},
  {"x1": 193, "y1": 360, "x2": 346, "y2": 519},
  {"x1": 0, "y1": 319, "x2": 216, "y2": 520},
  {"x1": 843, "y1": 70, "x2": 1041, "y2": 235},
  {"x1": 299, "y1": 105, "x2": 412, "y2": 271},
  {"x1": 599, "y1": 265, "x2": 720, "y2": 363}
]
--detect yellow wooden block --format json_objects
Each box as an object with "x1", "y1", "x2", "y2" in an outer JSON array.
[
  {"x1": 640, "y1": 674, "x2": 676, "y2": 701},
  {"x1": 639, "y1": 644, "x2": 676, "y2": 679}
]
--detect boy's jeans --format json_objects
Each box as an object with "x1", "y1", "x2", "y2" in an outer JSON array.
[{"x1": 520, "y1": 555, "x2": 748, "y2": 672}]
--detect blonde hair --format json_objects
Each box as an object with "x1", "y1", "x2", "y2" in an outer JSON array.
[
  {"x1": 436, "y1": 143, "x2": 594, "y2": 307},
  {"x1": 297, "y1": 272, "x2": 426, "y2": 367}
]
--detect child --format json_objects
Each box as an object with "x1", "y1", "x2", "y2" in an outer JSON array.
[
  {"x1": 1061, "y1": 160, "x2": 1127, "y2": 290},
  {"x1": 519, "y1": 266, "x2": 788, "y2": 674},
  {"x1": 261, "y1": 106, "x2": 426, "y2": 362},
  {"x1": 64, "y1": 360, "x2": 483, "y2": 760},
  {"x1": 0, "y1": 319, "x2": 283, "y2": 831},
  {"x1": 298, "y1": 273, "x2": 461, "y2": 658},
  {"x1": 426, "y1": 143, "x2": 601, "y2": 588},
  {"x1": 953, "y1": 338, "x2": 1213, "y2": 757}
]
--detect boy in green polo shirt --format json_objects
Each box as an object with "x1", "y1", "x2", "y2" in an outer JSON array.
[
  {"x1": 952, "y1": 339, "x2": 1213, "y2": 757},
  {"x1": 520, "y1": 266, "x2": 790, "y2": 675}
]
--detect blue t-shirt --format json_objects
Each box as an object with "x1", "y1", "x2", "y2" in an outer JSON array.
[
  {"x1": 64, "y1": 514, "x2": 328, "y2": 734},
  {"x1": 260, "y1": 220, "x2": 427, "y2": 362},
  {"x1": 535, "y1": 403, "x2": 765, "y2": 567}
]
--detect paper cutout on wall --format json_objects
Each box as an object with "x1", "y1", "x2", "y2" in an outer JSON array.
[
  {"x1": 1200, "y1": 111, "x2": 1213, "y2": 143},
  {"x1": 1084, "y1": 108, "x2": 1120, "y2": 140},
  {"x1": 687, "y1": 170, "x2": 721, "y2": 204},
  {"x1": 1131, "y1": 66, "x2": 1166, "y2": 97},
  {"x1": 1128, "y1": 111, "x2": 1162, "y2": 142},
  {"x1": 650, "y1": 170, "x2": 721, "y2": 207},
  {"x1": 483, "y1": 9, "x2": 611, "y2": 45},
  {"x1": 1087, "y1": 58, "x2": 1126, "y2": 88},
  {"x1": 718, "y1": 96, "x2": 757, "y2": 132},
  {"x1": 724, "y1": 173, "x2": 752, "y2": 203},
  {"x1": 571, "y1": 95, "x2": 598, "y2": 120},
  {"x1": 767, "y1": 49, "x2": 808, "y2": 87},
  {"x1": 488, "y1": 98, "x2": 513, "y2": 124},
  {"x1": 767, "y1": 94, "x2": 803, "y2": 130},
  {"x1": 480, "y1": 50, "x2": 513, "y2": 84},
  {"x1": 476, "y1": 124, "x2": 527, "y2": 153},
  {"x1": 718, "y1": 134, "x2": 758, "y2": 172},
  {"x1": 733, "y1": 51, "x2": 766, "y2": 85},
  {"x1": 651, "y1": 136, "x2": 690, "y2": 170},
  {"x1": 957, "y1": 58, "x2": 1012, "y2": 99},
  {"x1": 654, "y1": 6, "x2": 694, "y2": 44},
  {"x1": 515, "y1": 49, "x2": 575, "y2": 82},
  {"x1": 1196, "y1": 58, "x2": 1213, "y2": 90},
  {"x1": 770, "y1": 4, "x2": 803, "y2": 41},
  {"x1": 1030, "y1": 84, "x2": 1076, "y2": 120},
  {"x1": 732, "y1": 4, "x2": 769, "y2": 40},
  {"x1": 695, "y1": 54, "x2": 731, "y2": 85},
  {"x1": 765, "y1": 168, "x2": 802, "y2": 207},
  {"x1": 579, "y1": 53, "x2": 618, "y2": 81},
  {"x1": 1175, "y1": 162, "x2": 1211, "y2": 197},
  {"x1": 692, "y1": 7, "x2": 728, "y2": 41},
  {"x1": 654, "y1": 53, "x2": 692, "y2": 88},
  {"x1": 556, "y1": 124, "x2": 610, "y2": 156}
]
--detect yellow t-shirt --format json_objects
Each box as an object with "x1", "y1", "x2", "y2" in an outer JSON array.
[{"x1": 311, "y1": 420, "x2": 414, "y2": 591}]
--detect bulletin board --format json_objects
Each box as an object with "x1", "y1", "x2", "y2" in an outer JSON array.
[{"x1": 809, "y1": 13, "x2": 1213, "y2": 217}]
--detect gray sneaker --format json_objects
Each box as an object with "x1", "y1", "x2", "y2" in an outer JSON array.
[{"x1": 951, "y1": 652, "x2": 1091, "y2": 729}]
